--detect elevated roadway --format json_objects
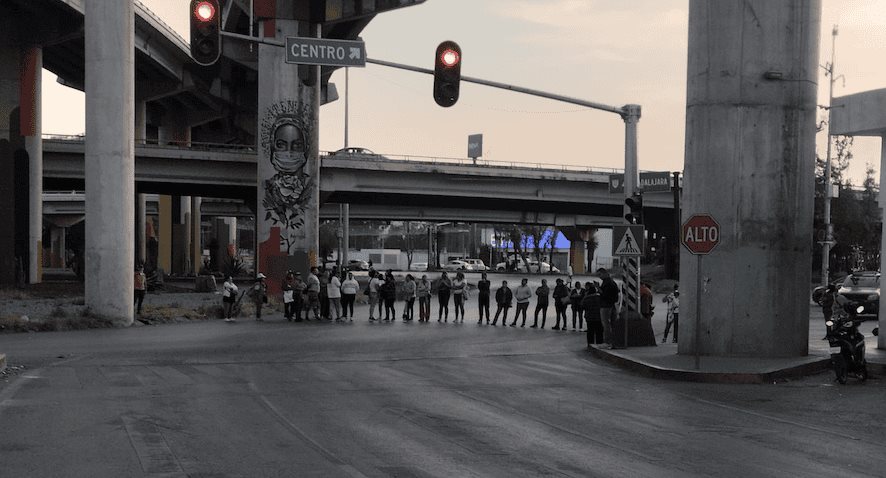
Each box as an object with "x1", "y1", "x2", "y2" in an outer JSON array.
[{"x1": 42, "y1": 138, "x2": 677, "y2": 227}]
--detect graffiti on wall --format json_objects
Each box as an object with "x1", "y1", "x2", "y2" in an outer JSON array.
[{"x1": 259, "y1": 100, "x2": 314, "y2": 254}]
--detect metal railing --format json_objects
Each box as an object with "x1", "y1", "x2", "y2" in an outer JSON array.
[{"x1": 43, "y1": 134, "x2": 256, "y2": 153}]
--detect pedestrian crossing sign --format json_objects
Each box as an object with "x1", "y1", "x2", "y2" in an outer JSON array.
[{"x1": 612, "y1": 225, "x2": 644, "y2": 256}]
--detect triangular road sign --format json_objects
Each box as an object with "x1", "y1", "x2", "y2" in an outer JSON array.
[{"x1": 613, "y1": 225, "x2": 644, "y2": 256}]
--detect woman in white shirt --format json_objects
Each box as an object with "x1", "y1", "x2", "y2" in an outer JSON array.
[
  {"x1": 340, "y1": 272, "x2": 359, "y2": 321},
  {"x1": 327, "y1": 272, "x2": 342, "y2": 321}
]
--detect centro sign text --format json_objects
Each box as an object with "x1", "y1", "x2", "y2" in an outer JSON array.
[{"x1": 284, "y1": 37, "x2": 366, "y2": 67}]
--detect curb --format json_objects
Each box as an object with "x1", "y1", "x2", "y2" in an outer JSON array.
[
  {"x1": 587, "y1": 346, "x2": 833, "y2": 384},
  {"x1": 0, "y1": 353, "x2": 6, "y2": 372}
]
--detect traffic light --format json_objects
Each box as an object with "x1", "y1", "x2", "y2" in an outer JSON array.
[
  {"x1": 625, "y1": 192, "x2": 643, "y2": 224},
  {"x1": 433, "y1": 41, "x2": 462, "y2": 107},
  {"x1": 190, "y1": 0, "x2": 221, "y2": 66}
]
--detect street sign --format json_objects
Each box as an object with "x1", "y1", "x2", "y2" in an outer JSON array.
[
  {"x1": 682, "y1": 214, "x2": 720, "y2": 254},
  {"x1": 285, "y1": 37, "x2": 366, "y2": 67},
  {"x1": 468, "y1": 133, "x2": 483, "y2": 159},
  {"x1": 608, "y1": 171, "x2": 673, "y2": 193},
  {"x1": 613, "y1": 225, "x2": 644, "y2": 256}
]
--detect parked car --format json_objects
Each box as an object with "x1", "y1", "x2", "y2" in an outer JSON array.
[
  {"x1": 836, "y1": 271, "x2": 880, "y2": 319},
  {"x1": 347, "y1": 259, "x2": 369, "y2": 271},
  {"x1": 463, "y1": 259, "x2": 488, "y2": 271},
  {"x1": 410, "y1": 262, "x2": 428, "y2": 271},
  {"x1": 443, "y1": 260, "x2": 471, "y2": 271},
  {"x1": 494, "y1": 258, "x2": 558, "y2": 273},
  {"x1": 329, "y1": 147, "x2": 382, "y2": 160}
]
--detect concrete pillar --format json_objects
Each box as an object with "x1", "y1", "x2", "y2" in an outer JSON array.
[
  {"x1": 134, "y1": 100, "x2": 146, "y2": 145},
  {"x1": 256, "y1": 19, "x2": 320, "y2": 291},
  {"x1": 680, "y1": 0, "x2": 820, "y2": 358},
  {"x1": 570, "y1": 239, "x2": 587, "y2": 275},
  {"x1": 158, "y1": 195, "x2": 172, "y2": 273},
  {"x1": 22, "y1": 47, "x2": 42, "y2": 284},
  {"x1": 136, "y1": 193, "x2": 146, "y2": 266},
  {"x1": 50, "y1": 226, "x2": 67, "y2": 268},
  {"x1": 0, "y1": 44, "x2": 20, "y2": 286},
  {"x1": 342, "y1": 204, "x2": 349, "y2": 266},
  {"x1": 191, "y1": 196, "x2": 202, "y2": 274},
  {"x1": 84, "y1": 0, "x2": 135, "y2": 325}
]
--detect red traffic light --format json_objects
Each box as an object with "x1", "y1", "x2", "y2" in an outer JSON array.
[
  {"x1": 440, "y1": 49, "x2": 460, "y2": 67},
  {"x1": 194, "y1": 1, "x2": 216, "y2": 22}
]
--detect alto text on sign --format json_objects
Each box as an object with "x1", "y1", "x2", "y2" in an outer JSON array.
[{"x1": 682, "y1": 214, "x2": 720, "y2": 255}]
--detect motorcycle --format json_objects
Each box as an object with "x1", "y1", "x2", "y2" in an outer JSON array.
[{"x1": 824, "y1": 299, "x2": 868, "y2": 384}]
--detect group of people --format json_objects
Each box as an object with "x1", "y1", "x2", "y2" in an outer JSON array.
[{"x1": 216, "y1": 266, "x2": 681, "y2": 347}]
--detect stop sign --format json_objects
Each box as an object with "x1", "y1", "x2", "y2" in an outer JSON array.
[{"x1": 682, "y1": 214, "x2": 720, "y2": 254}]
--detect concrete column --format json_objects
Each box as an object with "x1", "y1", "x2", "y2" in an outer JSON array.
[
  {"x1": 158, "y1": 195, "x2": 172, "y2": 273},
  {"x1": 134, "y1": 100, "x2": 146, "y2": 145},
  {"x1": 680, "y1": 0, "x2": 820, "y2": 358},
  {"x1": 22, "y1": 47, "x2": 42, "y2": 284},
  {"x1": 50, "y1": 226, "x2": 66, "y2": 268},
  {"x1": 256, "y1": 19, "x2": 320, "y2": 291},
  {"x1": 342, "y1": 204, "x2": 349, "y2": 266},
  {"x1": 0, "y1": 45, "x2": 20, "y2": 286},
  {"x1": 570, "y1": 239, "x2": 587, "y2": 274},
  {"x1": 136, "y1": 193, "x2": 146, "y2": 266},
  {"x1": 85, "y1": 0, "x2": 135, "y2": 325},
  {"x1": 191, "y1": 196, "x2": 202, "y2": 274}
]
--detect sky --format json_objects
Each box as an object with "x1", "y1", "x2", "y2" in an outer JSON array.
[{"x1": 41, "y1": 0, "x2": 886, "y2": 186}]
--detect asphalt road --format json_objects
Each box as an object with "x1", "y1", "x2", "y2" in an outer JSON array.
[{"x1": 1, "y1": 300, "x2": 885, "y2": 477}]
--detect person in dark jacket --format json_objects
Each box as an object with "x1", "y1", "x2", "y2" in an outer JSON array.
[
  {"x1": 552, "y1": 278, "x2": 570, "y2": 330},
  {"x1": 477, "y1": 272, "x2": 491, "y2": 324},
  {"x1": 598, "y1": 267, "x2": 620, "y2": 346},
  {"x1": 531, "y1": 279, "x2": 550, "y2": 328},
  {"x1": 437, "y1": 271, "x2": 452, "y2": 322},
  {"x1": 582, "y1": 282, "x2": 604, "y2": 346},
  {"x1": 381, "y1": 271, "x2": 397, "y2": 321},
  {"x1": 491, "y1": 280, "x2": 513, "y2": 326},
  {"x1": 570, "y1": 281, "x2": 584, "y2": 331}
]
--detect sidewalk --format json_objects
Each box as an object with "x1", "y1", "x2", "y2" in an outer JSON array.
[{"x1": 589, "y1": 310, "x2": 885, "y2": 383}]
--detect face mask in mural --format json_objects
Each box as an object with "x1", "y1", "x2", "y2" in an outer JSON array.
[{"x1": 262, "y1": 111, "x2": 314, "y2": 254}]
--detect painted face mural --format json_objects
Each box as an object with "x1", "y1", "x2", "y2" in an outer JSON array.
[{"x1": 260, "y1": 101, "x2": 314, "y2": 254}]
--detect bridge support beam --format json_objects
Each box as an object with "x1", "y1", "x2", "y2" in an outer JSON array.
[
  {"x1": 0, "y1": 44, "x2": 21, "y2": 286},
  {"x1": 84, "y1": 0, "x2": 135, "y2": 325},
  {"x1": 256, "y1": 18, "x2": 320, "y2": 291},
  {"x1": 50, "y1": 226, "x2": 66, "y2": 269},
  {"x1": 681, "y1": 0, "x2": 819, "y2": 358},
  {"x1": 22, "y1": 47, "x2": 42, "y2": 284}
]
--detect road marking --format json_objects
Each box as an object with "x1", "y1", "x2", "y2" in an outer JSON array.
[{"x1": 121, "y1": 415, "x2": 186, "y2": 476}]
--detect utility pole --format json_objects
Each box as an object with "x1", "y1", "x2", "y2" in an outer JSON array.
[{"x1": 821, "y1": 25, "x2": 839, "y2": 286}]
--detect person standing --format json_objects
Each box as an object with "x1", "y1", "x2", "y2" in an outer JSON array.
[
  {"x1": 437, "y1": 271, "x2": 452, "y2": 322},
  {"x1": 491, "y1": 280, "x2": 512, "y2": 326},
  {"x1": 306, "y1": 267, "x2": 321, "y2": 321},
  {"x1": 340, "y1": 272, "x2": 359, "y2": 321},
  {"x1": 381, "y1": 271, "x2": 397, "y2": 321},
  {"x1": 570, "y1": 281, "x2": 584, "y2": 331},
  {"x1": 328, "y1": 271, "x2": 343, "y2": 321},
  {"x1": 134, "y1": 265, "x2": 147, "y2": 315},
  {"x1": 402, "y1": 274, "x2": 416, "y2": 321},
  {"x1": 662, "y1": 284, "x2": 679, "y2": 343},
  {"x1": 282, "y1": 270, "x2": 296, "y2": 321},
  {"x1": 249, "y1": 273, "x2": 268, "y2": 321},
  {"x1": 476, "y1": 272, "x2": 491, "y2": 324},
  {"x1": 582, "y1": 282, "x2": 604, "y2": 346},
  {"x1": 531, "y1": 279, "x2": 550, "y2": 328},
  {"x1": 292, "y1": 272, "x2": 306, "y2": 322},
  {"x1": 640, "y1": 282, "x2": 654, "y2": 324},
  {"x1": 417, "y1": 274, "x2": 432, "y2": 322},
  {"x1": 319, "y1": 270, "x2": 330, "y2": 320},
  {"x1": 222, "y1": 275, "x2": 238, "y2": 322},
  {"x1": 451, "y1": 272, "x2": 467, "y2": 323},
  {"x1": 511, "y1": 278, "x2": 532, "y2": 327},
  {"x1": 552, "y1": 278, "x2": 570, "y2": 330},
  {"x1": 368, "y1": 271, "x2": 383, "y2": 321},
  {"x1": 598, "y1": 267, "x2": 620, "y2": 347}
]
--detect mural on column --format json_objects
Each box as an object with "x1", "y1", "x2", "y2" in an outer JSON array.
[{"x1": 259, "y1": 100, "x2": 315, "y2": 255}]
